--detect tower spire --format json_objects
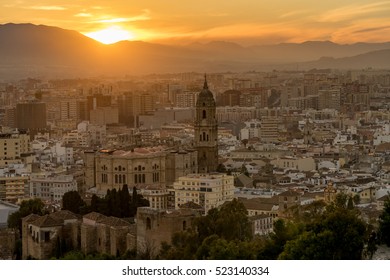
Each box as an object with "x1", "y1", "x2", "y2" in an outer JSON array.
[{"x1": 203, "y1": 73, "x2": 208, "y2": 89}]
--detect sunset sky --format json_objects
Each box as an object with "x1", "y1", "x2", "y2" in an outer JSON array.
[{"x1": 1, "y1": 0, "x2": 390, "y2": 45}]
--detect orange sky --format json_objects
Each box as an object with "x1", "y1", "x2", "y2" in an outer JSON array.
[{"x1": 1, "y1": 0, "x2": 390, "y2": 45}]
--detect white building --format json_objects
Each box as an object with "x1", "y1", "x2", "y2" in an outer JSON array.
[
  {"x1": 29, "y1": 174, "x2": 77, "y2": 202},
  {"x1": 173, "y1": 173, "x2": 235, "y2": 214},
  {"x1": 240, "y1": 119, "x2": 261, "y2": 140},
  {"x1": 271, "y1": 156, "x2": 316, "y2": 172},
  {"x1": 51, "y1": 142, "x2": 74, "y2": 165}
]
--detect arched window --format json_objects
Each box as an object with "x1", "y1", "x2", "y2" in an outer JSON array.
[
  {"x1": 134, "y1": 174, "x2": 138, "y2": 184},
  {"x1": 114, "y1": 174, "x2": 118, "y2": 184},
  {"x1": 202, "y1": 110, "x2": 206, "y2": 119},
  {"x1": 122, "y1": 174, "x2": 126, "y2": 184}
]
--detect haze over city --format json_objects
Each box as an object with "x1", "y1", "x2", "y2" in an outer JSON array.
[{"x1": 1, "y1": 0, "x2": 390, "y2": 45}]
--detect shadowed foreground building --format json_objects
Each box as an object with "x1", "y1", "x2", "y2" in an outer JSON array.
[
  {"x1": 136, "y1": 207, "x2": 199, "y2": 258},
  {"x1": 21, "y1": 208, "x2": 199, "y2": 259}
]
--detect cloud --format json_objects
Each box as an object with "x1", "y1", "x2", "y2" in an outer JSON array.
[
  {"x1": 279, "y1": 10, "x2": 310, "y2": 19},
  {"x1": 75, "y1": 13, "x2": 92, "y2": 17},
  {"x1": 353, "y1": 25, "x2": 390, "y2": 33},
  {"x1": 317, "y1": 1, "x2": 390, "y2": 22},
  {"x1": 91, "y1": 9, "x2": 151, "y2": 24},
  {"x1": 28, "y1": 6, "x2": 68, "y2": 11}
]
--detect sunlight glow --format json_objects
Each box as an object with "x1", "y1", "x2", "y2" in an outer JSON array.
[{"x1": 85, "y1": 26, "x2": 135, "y2": 44}]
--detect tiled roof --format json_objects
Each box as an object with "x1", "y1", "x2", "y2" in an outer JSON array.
[
  {"x1": 240, "y1": 198, "x2": 277, "y2": 211},
  {"x1": 22, "y1": 214, "x2": 40, "y2": 223},
  {"x1": 83, "y1": 212, "x2": 106, "y2": 221},
  {"x1": 30, "y1": 215, "x2": 63, "y2": 227},
  {"x1": 278, "y1": 190, "x2": 301, "y2": 197},
  {"x1": 179, "y1": 201, "x2": 203, "y2": 210},
  {"x1": 50, "y1": 210, "x2": 79, "y2": 221},
  {"x1": 377, "y1": 195, "x2": 389, "y2": 202},
  {"x1": 98, "y1": 216, "x2": 130, "y2": 227}
]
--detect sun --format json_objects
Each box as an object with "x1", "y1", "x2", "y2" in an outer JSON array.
[{"x1": 85, "y1": 26, "x2": 135, "y2": 44}]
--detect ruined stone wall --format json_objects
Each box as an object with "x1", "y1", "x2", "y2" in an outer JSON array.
[
  {"x1": 126, "y1": 232, "x2": 136, "y2": 252},
  {"x1": 96, "y1": 224, "x2": 110, "y2": 254},
  {"x1": 80, "y1": 224, "x2": 97, "y2": 255},
  {"x1": 110, "y1": 226, "x2": 130, "y2": 256},
  {"x1": 136, "y1": 207, "x2": 197, "y2": 257}
]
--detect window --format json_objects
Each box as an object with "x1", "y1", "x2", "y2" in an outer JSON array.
[{"x1": 202, "y1": 110, "x2": 206, "y2": 119}]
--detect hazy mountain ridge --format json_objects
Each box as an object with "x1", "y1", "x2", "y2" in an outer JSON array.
[{"x1": 1, "y1": 23, "x2": 390, "y2": 79}]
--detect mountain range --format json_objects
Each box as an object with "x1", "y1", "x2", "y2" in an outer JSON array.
[{"x1": 1, "y1": 23, "x2": 390, "y2": 79}]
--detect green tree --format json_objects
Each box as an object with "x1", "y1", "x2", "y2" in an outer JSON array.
[
  {"x1": 62, "y1": 191, "x2": 85, "y2": 214},
  {"x1": 257, "y1": 219, "x2": 301, "y2": 259},
  {"x1": 347, "y1": 196, "x2": 354, "y2": 210},
  {"x1": 379, "y1": 198, "x2": 390, "y2": 246},
  {"x1": 120, "y1": 184, "x2": 131, "y2": 217},
  {"x1": 279, "y1": 207, "x2": 367, "y2": 259},
  {"x1": 159, "y1": 230, "x2": 200, "y2": 260},
  {"x1": 159, "y1": 199, "x2": 254, "y2": 260},
  {"x1": 195, "y1": 199, "x2": 252, "y2": 242},
  {"x1": 109, "y1": 188, "x2": 121, "y2": 217},
  {"x1": 129, "y1": 187, "x2": 149, "y2": 217},
  {"x1": 8, "y1": 198, "x2": 46, "y2": 235},
  {"x1": 353, "y1": 194, "x2": 361, "y2": 205}
]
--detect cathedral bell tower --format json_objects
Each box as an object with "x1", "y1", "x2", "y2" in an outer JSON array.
[{"x1": 194, "y1": 76, "x2": 218, "y2": 173}]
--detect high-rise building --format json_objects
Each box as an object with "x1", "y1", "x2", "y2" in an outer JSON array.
[
  {"x1": 60, "y1": 100, "x2": 78, "y2": 121},
  {"x1": 86, "y1": 94, "x2": 111, "y2": 120},
  {"x1": 15, "y1": 101, "x2": 47, "y2": 131},
  {"x1": 118, "y1": 92, "x2": 137, "y2": 127},
  {"x1": 194, "y1": 77, "x2": 218, "y2": 173},
  {"x1": 217, "y1": 90, "x2": 241, "y2": 107},
  {"x1": 118, "y1": 92, "x2": 155, "y2": 127}
]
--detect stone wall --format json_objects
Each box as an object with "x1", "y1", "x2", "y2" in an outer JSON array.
[
  {"x1": 0, "y1": 229, "x2": 16, "y2": 259},
  {"x1": 136, "y1": 207, "x2": 198, "y2": 257},
  {"x1": 80, "y1": 224, "x2": 97, "y2": 255}
]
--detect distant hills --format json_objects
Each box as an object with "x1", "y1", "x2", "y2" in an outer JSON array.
[{"x1": 1, "y1": 23, "x2": 390, "y2": 79}]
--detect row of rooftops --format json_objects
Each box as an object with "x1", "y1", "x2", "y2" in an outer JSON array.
[{"x1": 95, "y1": 146, "x2": 196, "y2": 157}]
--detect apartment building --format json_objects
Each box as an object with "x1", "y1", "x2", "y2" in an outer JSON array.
[{"x1": 173, "y1": 173, "x2": 235, "y2": 214}]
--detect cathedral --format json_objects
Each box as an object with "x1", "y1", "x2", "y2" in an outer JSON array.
[{"x1": 194, "y1": 76, "x2": 218, "y2": 173}]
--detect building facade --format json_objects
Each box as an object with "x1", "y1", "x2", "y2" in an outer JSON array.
[
  {"x1": 29, "y1": 174, "x2": 77, "y2": 202},
  {"x1": 172, "y1": 173, "x2": 235, "y2": 214},
  {"x1": 84, "y1": 147, "x2": 198, "y2": 194}
]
